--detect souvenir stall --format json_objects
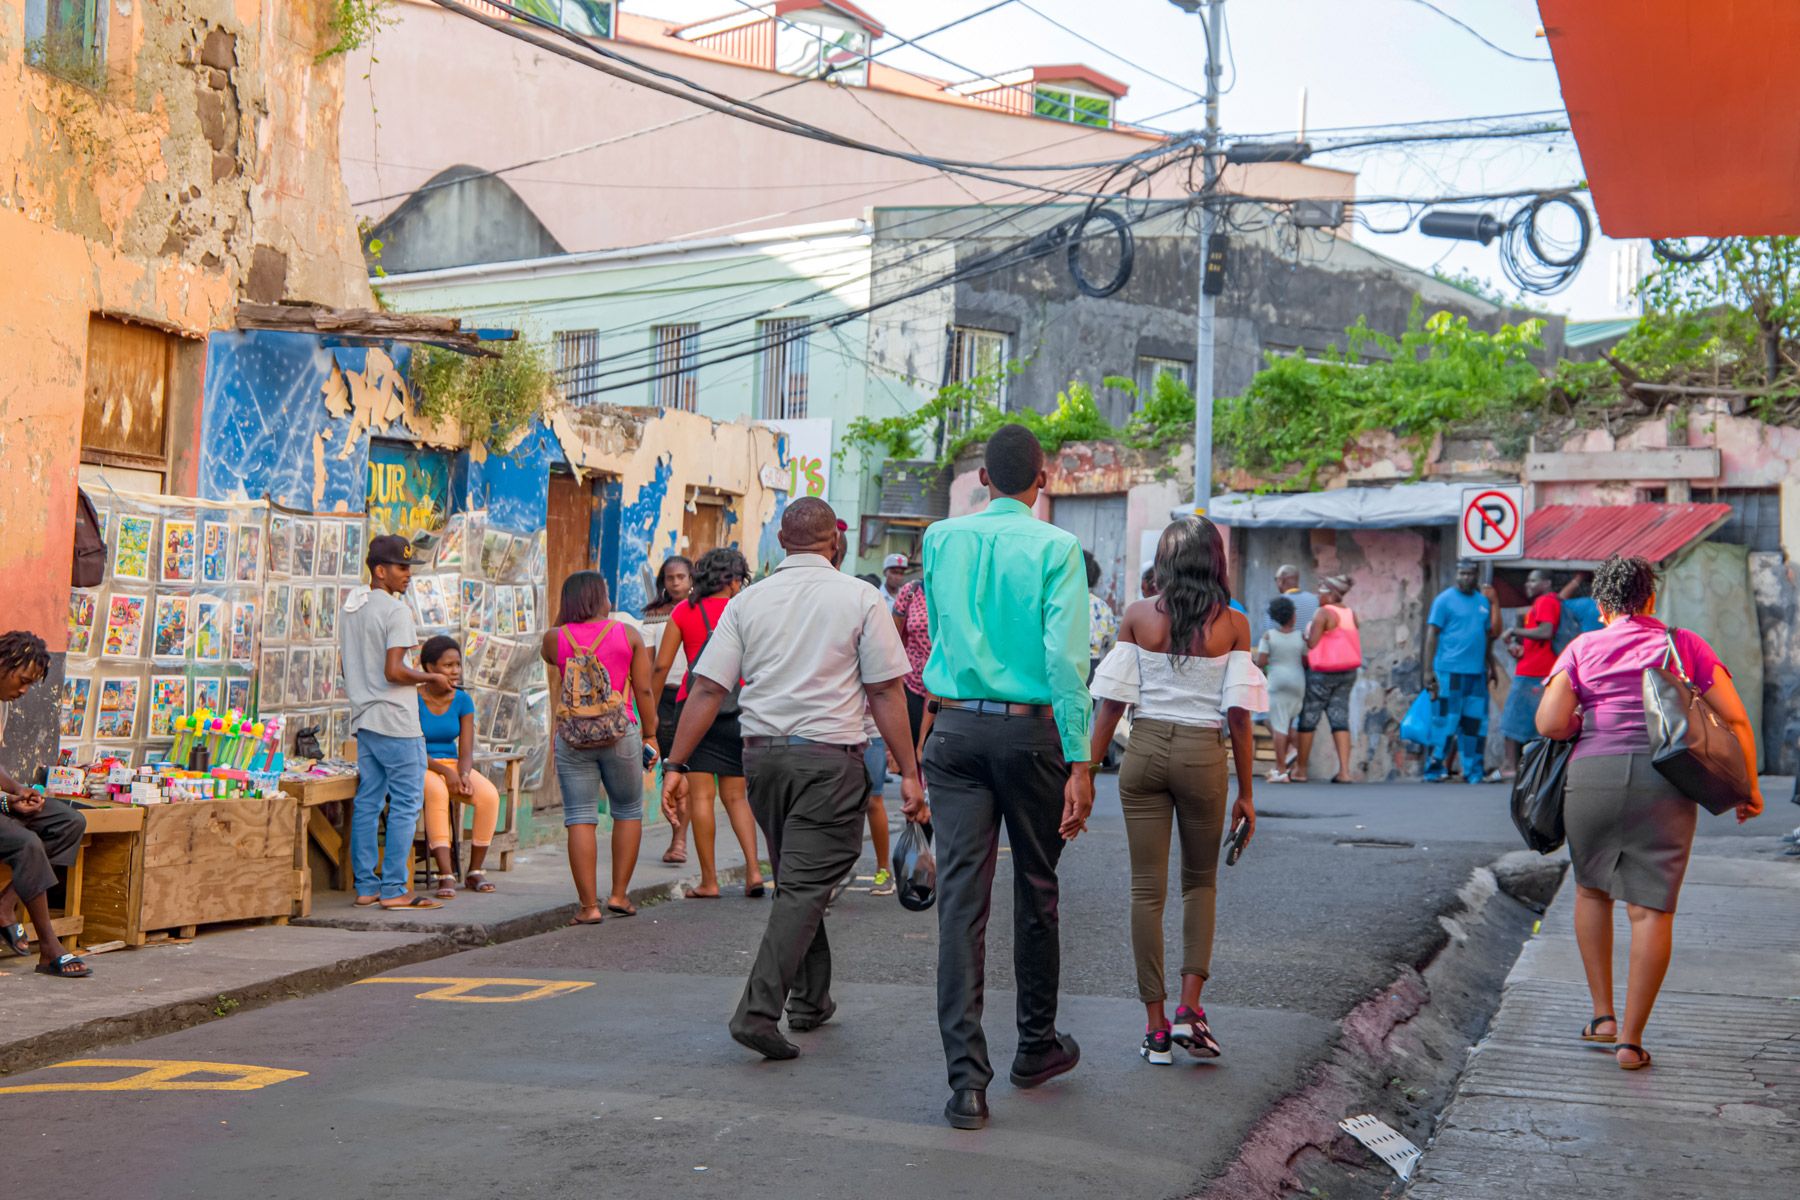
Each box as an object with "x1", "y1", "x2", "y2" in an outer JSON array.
[{"x1": 46, "y1": 488, "x2": 552, "y2": 938}]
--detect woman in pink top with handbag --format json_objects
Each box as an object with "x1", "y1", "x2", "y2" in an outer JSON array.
[
  {"x1": 1535, "y1": 555, "x2": 1761, "y2": 1071},
  {"x1": 1294, "y1": 575, "x2": 1361, "y2": 783}
]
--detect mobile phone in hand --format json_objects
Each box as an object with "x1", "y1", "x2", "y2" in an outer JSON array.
[
  {"x1": 642, "y1": 744, "x2": 657, "y2": 770},
  {"x1": 1224, "y1": 819, "x2": 1249, "y2": 866}
]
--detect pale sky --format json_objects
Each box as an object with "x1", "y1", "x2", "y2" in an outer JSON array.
[{"x1": 625, "y1": 0, "x2": 1632, "y2": 320}]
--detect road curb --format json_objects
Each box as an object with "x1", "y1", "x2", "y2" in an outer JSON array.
[
  {"x1": 1190, "y1": 850, "x2": 1567, "y2": 1200},
  {"x1": 0, "y1": 862, "x2": 758, "y2": 1078}
]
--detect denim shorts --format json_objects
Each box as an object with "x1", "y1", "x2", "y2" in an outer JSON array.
[
  {"x1": 554, "y1": 727, "x2": 647, "y2": 826},
  {"x1": 863, "y1": 737, "x2": 886, "y2": 796}
]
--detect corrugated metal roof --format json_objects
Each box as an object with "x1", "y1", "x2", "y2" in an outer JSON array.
[
  {"x1": 1521, "y1": 503, "x2": 1732, "y2": 566},
  {"x1": 1564, "y1": 318, "x2": 1638, "y2": 348}
]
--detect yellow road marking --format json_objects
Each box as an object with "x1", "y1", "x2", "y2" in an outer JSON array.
[
  {"x1": 355, "y1": 976, "x2": 595, "y2": 1003},
  {"x1": 0, "y1": 1059, "x2": 307, "y2": 1095}
]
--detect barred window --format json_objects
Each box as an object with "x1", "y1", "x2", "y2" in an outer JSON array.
[
  {"x1": 946, "y1": 327, "x2": 1009, "y2": 430},
  {"x1": 651, "y1": 324, "x2": 699, "y2": 412},
  {"x1": 554, "y1": 329, "x2": 603, "y2": 406},
  {"x1": 1135, "y1": 355, "x2": 1192, "y2": 397},
  {"x1": 757, "y1": 318, "x2": 810, "y2": 420}
]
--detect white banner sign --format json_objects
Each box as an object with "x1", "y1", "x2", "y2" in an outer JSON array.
[{"x1": 760, "y1": 418, "x2": 833, "y2": 499}]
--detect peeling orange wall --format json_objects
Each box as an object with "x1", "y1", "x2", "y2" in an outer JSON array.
[{"x1": 0, "y1": 0, "x2": 371, "y2": 648}]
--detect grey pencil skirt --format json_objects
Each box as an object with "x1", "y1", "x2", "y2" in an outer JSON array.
[{"x1": 1564, "y1": 751, "x2": 1696, "y2": 913}]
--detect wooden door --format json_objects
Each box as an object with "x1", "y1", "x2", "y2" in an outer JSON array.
[{"x1": 546, "y1": 472, "x2": 599, "y2": 624}]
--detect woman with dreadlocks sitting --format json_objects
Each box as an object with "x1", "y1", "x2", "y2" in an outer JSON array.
[{"x1": 0, "y1": 631, "x2": 91, "y2": 978}]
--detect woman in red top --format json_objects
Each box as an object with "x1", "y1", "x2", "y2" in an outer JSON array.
[{"x1": 651, "y1": 547, "x2": 766, "y2": 898}]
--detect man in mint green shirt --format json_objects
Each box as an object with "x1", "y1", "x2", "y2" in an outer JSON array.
[{"x1": 919, "y1": 423, "x2": 1094, "y2": 1132}]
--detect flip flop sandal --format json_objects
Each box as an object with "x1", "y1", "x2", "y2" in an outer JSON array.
[
  {"x1": 683, "y1": 886, "x2": 722, "y2": 899},
  {"x1": 434, "y1": 874, "x2": 458, "y2": 900},
  {"x1": 1615, "y1": 1043, "x2": 1653, "y2": 1070},
  {"x1": 745, "y1": 881, "x2": 768, "y2": 899},
  {"x1": 353, "y1": 896, "x2": 381, "y2": 907},
  {"x1": 1581, "y1": 1015, "x2": 1618, "y2": 1043},
  {"x1": 661, "y1": 849, "x2": 688, "y2": 865},
  {"x1": 1, "y1": 921, "x2": 29, "y2": 956},
  {"x1": 605, "y1": 902, "x2": 638, "y2": 918},
  {"x1": 465, "y1": 872, "x2": 496, "y2": 894},
  {"x1": 36, "y1": 953, "x2": 91, "y2": 978},
  {"x1": 569, "y1": 912, "x2": 604, "y2": 926},
  {"x1": 379, "y1": 895, "x2": 442, "y2": 910}
]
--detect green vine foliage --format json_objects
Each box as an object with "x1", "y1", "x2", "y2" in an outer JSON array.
[
  {"x1": 841, "y1": 360, "x2": 1197, "y2": 472},
  {"x1": 411, "y1": 340, "x2": 554, "y2": 450},
  {"x1": 318, "y1": 0, "x2": 390, "y2": 62},
  {"x1": 1215, "y1": 303, "x2": 1549, "y2": 491},
  {"x1": 1635, "y1": 236, "x2": 1800, "y2": 387}
]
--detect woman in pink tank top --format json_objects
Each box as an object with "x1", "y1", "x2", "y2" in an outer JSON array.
[
  {"x1": 1295, "y1": 574, "x2": 1361, "y2": 783},
  {"x1": 539, "y1": 571, "x2": 655, "y2": 926}
]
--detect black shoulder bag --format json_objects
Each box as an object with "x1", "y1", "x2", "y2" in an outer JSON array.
[{"x1": 1643, "y1": 627, "x2": 1751, "y2": 816}]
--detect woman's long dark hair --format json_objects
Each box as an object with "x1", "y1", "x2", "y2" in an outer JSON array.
[
  {"x1": 556, "y1": 570, "x2": 610, "y2": 625},
  {"x1": 649, "y1": 555, "x2": 693, "y2": 613},
  {"x1": 1154, "y1": 516, "x2": 1231, "y2": 657},
  {"x1": 691, "y1": 547, "x2": 749, "y2": 601}
]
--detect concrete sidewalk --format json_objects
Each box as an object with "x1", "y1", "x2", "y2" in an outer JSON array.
[
  {"x1": 1406, "y1": 847, "x2": 1800, "y2": 1198},
  {"x1": 0, "y1": 815, "x2": 759, "y2": 1076}
]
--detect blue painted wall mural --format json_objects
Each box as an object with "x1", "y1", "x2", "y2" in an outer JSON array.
[
  {"x1": 200, "y1": 332, "x2": 418, "y2": 511},
  {"x1": 615, "y1": 456, "x2": 673, "y2": 617},
  {"x1": 464, "y1": 420, "x2": 554, "y2": 535}
]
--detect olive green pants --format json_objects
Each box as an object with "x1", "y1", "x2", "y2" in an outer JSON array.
[{"x1": 1119, "y1": 718, "x2": 1229, "y2": 1004}]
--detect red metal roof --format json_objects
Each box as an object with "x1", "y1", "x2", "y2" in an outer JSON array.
[
  {"x1": 1540, "y1": 0, "x2": 1800, "y2": 236},
  {"x1": 1521, "y1": 504, "x2": 1732, "y2": 566}
]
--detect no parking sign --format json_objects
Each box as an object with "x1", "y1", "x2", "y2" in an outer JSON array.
[{"x1": 1458, "y1": 486, "x2": 1525, "y2": 560}]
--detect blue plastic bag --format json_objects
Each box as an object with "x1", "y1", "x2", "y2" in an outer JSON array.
[{"x1": 1399, "y1": 691, "x2": 1457, "y2": 752}]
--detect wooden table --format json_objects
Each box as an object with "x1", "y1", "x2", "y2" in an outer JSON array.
[
  {"x1": 73, "y1": 796, "x2": 299, "y2": 946},
  {"x1": 283, "y1": 756, "x2": 524, "y2": 903},
  {"x1": 0, "y1": 801, "x2": 143, "y2": 951}
]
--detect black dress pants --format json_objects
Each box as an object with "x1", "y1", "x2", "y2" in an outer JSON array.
[
  {"x1": 923, "y1": 707, "x2": 1070, "y2": 1092},
  {"x1": 730, "y1": 742, "x2": 870, "y2": 1037}
]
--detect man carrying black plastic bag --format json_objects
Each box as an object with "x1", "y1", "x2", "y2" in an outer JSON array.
[
  {"x1": 663, "y1": 498, "x2": 924, "y2": 1061},
  {"x1": 919, "y1": 425, "x2": 1095, "y2": 1131}
]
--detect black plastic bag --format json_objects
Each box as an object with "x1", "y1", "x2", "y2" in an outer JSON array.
[
  {"x1": 892, "y1": 820, "x2": 936, "y2": 912},
  {"x1": 1511, "y1": 736, "x2": 1573, "y2": 854}
]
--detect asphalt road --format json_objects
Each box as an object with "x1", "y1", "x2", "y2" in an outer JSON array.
[{"x1": 8, "y1": 776, "x2": 1543, "y2": 1200}]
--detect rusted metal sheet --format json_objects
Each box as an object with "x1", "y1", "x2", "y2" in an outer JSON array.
[{"x1": 1520, "y1": 503, "x2": 1732, "y2": 567}]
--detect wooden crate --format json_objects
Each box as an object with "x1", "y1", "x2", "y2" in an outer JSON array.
[{"x1": 79, "y1": 796, "x2": 301, "y2": 946}]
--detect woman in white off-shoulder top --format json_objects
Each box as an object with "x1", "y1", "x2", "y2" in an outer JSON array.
[{"x1": 1089, "y1": 516, "x2": 1266, "y2": 1067}]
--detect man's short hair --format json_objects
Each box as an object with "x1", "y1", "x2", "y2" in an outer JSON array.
[
  {"x1": 782, "y1": 496, "x2": 839, "y2": 545},
  {"x1": 1276, "y1": 563, "x2": 1299, "y2": 580},
  {"x1": 1083, "y1": 549, "x2": 1101, "y2": 589},
  {"x1": 984, "y1": 423, "x2": 1044, "y2": 496}
]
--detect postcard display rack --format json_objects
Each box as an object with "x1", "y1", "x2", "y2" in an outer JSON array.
[
  {"x1": 410, "y1": 511, "x2": 552, "y2": 790},
  {"x1": 61, "y1": 490, "x2": 365, "y2": 766}
]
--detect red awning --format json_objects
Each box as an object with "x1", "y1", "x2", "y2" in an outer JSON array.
[
  {"x1": 1517, "y1": 503, "x2": 1732, "y2": 568},
  {"x1": 1540, "y1": 0, "x2": 1800, "y2": 236}
]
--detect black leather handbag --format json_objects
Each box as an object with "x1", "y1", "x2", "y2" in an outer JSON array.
[
  {"x1": 1510, "y1": 735, "x2": 1574, "y2": 853},
  {"x1": 1642, "y1": 628, "x2": 1751, "y2": 816}
]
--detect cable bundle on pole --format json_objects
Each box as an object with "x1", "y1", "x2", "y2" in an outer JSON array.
[{"x1": 1497, "y1": 191, "x2": 1591, "y2": 295}]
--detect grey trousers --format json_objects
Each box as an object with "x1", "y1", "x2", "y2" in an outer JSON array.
[
  {"x1": 1, "y1": 797, "x2": 87, "y2": 902},
  {"x1": 730, "y1": 742, "x2": 870, "y2": 1037},
  {"x1": 924, "y1": 708, "x2": 1070, "y2": 1092}
]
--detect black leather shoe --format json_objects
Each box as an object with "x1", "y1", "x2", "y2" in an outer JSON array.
[
  {"x1": 1010, "y1": 1033, "x2": 1081, "y2": 1088},
  {"x1": 787, "y1": 999, "x2": 837, "y2": 1032},
  {"x1": 730, "y1": 1026, "x2": 800, "y2": 1060},
  {"x1": 943, "y1": 1088, "x2": 989, "y2": 1130}
]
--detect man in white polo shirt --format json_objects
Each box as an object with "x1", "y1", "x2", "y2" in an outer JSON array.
[{"x1": 663, "y1": 498, "x2": 924, "y2": 1061}]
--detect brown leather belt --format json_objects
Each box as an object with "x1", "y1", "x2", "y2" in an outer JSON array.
[{"x1": 935, "y1": 698, "x2": 1055, "y2": 720}]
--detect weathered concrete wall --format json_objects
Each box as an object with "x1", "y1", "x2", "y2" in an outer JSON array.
[
  {"x1": 549, "y1": 406, "x2": 786, "y2": 615},
  {"x1": 0, "y1": 1, "x2": 372, "y2": 762},
  {"x1": 871, "y1": 206, "x2": 1564, "y2": 433},
  {"x1": 369, "y1": 166, "x2": 566, "y2": 275}
]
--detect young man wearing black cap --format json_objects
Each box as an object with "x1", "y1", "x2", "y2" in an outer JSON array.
[{"x1": 342, "y1": 534, "x2": 450, "y2": 909}]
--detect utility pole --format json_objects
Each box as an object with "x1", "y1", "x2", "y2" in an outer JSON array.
[{"x1": 1184, "y1": 0, "x2": 1224, "y2": 513}]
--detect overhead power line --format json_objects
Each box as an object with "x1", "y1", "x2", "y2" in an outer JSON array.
[
  {"x1": 1396, "y1": 0, "x2": 1553, "y2": 64},
  {"x1": 1013, "y1": 1, "x2": 1206, "y2": 102},
  {"x1": 425, "y1": 0, "x2": 1190, "y2": 202}
]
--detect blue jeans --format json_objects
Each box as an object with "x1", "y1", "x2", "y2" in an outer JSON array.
[
  {"x1": 555, "y1": 728, "x2": 646, "y2": 825},
  {"x1": 352, "y1": 730, "x2": 428, "y2": 899},
  {"x1": 863, "y1": 738, "x2": 887, "y2": 796}
]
